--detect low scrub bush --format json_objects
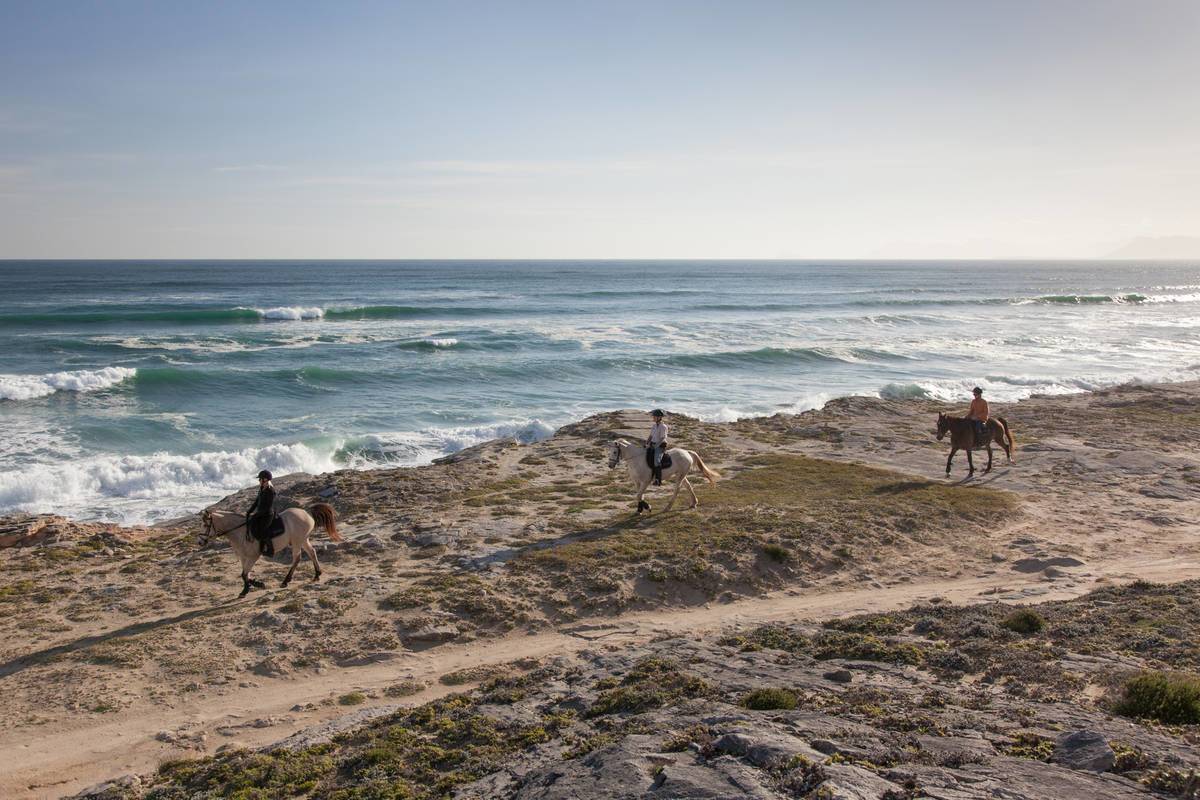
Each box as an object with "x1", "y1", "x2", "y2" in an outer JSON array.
[
  {"x1": 1116, "y1": 672, "x2": 1200, "y2": 725},
  {"x1": 742, "y1": 687, "x2": 799, "y2": 710},
  {"x1": 1000, "y1": 609, "x2": 1046, "y2": 635}
]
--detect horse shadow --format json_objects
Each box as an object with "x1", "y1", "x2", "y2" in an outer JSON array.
[{"x1": 0, "y1": 599, "x2": 244, "y2": 679}]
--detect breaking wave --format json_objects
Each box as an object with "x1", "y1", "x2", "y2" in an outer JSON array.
[
  {"x1": 0, "y1": 418, "x2": 558, "y2": 524},
  {"x1": 0, "y1": 366, "x2": 137, "y2": 401}
]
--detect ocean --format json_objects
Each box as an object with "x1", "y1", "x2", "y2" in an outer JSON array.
[{"x1": 1, "y1": 260, "x2": 1197, "y2": 524}]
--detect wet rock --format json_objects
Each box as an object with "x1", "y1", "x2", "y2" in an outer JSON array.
[{"x1": 1051, "y1": 729, "x2": 1115, "y2": 773}]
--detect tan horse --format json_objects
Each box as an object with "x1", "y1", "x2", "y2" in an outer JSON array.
[
  {"x1": 936, "y1": 413, "x2": 1015, "y2": 476},
  {"x1": 199, "y1": 504, "x2": 341, "y2": 597},
  {"x1": 609, "y1": 439, "x2": 720, "y2": 514}
]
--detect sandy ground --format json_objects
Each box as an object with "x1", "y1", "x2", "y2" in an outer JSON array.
[{"x1": 1, "y1": 381, "x2": 1197, "y2": 798}]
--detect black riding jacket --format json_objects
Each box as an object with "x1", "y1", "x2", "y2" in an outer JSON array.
[{"x1": 247, "y1": 484, "x2": 276, "y2": 522}]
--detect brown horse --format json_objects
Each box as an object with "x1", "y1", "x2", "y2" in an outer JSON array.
[{"x1": 936, "y1": 413, "x2": 1015, "y2": 476}]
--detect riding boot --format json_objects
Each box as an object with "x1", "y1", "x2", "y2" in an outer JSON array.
[
  {"x1": 261, "y1": 538, "x2": 274, "y2": 557},
  {"x1": 653, "y1": 466, "x2": 662, "y2": 486}
]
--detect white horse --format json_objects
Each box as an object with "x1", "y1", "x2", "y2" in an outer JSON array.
[
  {"x1": 199, "y1": 504, "x2": 342, "y2": 597},
  {"x1": 608, "y1": 439, "x2": 720, "y2": 514}
]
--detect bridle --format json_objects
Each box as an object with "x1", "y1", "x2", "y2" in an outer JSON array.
[
  {"x1": 199, "y1": 509, "x2": 246, "y2": 547},
  {"x1": 608, "y1": 441, "x2": 626, "y2": 469}
]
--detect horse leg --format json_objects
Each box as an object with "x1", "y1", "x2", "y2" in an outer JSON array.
[
  {"x1": 238, "y1": 552, "x2": 258, "y2": 597},
  {"x1": 244, "y1": 552, "x2": 266, "y2": 589},
  {"x1": 302, "y1": 540, "x2": 321, "y2": 582},
  {"x1": 945, "y1": 447, "x2": 956, "y2": 476},
  {"x1": 684, "y1": 476, "x2": 698, "y2": 509},
  {"x1": 636, "y1": 479, "x2": 651, "y2": 514},
  {"x1": 999, "y1": 427, "x2": 1014, "y2": 464},
  {"x1": 985, "y1": 443, "x2": 994, "y2": 473},
  {"x1": 281, "y1": 547, "x2": 301, "y2": 587},
  {"x1": 664, "y1": 473, "x2": 686, "y2": 512},
  {"x1": 966, "y1": 448, "x2": 975, "y2": 475}
]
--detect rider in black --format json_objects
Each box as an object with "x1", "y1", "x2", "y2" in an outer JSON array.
[{"x1": 246, "y1": 469, "x2": 277, "y2": 556}]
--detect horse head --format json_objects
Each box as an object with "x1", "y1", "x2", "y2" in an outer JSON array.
[
  {"x1": 198, "y1": 508, "x2": 215, "y2": 547},
  {"x1": 608, "y1": 439, "x2": 626, "y2": 469},
  {"x1": 935, "y1": 413, "x2": 948, "y2": 441}
]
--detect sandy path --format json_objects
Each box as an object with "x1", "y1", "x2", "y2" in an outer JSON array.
[{"x1": 8, "y1": 548, "x2": 1200, "y2": 799}]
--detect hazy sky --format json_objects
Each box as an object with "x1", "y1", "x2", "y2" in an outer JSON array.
[{"x1": 1, "y1": 0, "x2": 1197, "y2": 259}]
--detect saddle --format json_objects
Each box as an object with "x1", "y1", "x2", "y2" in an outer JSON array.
[
  {"x1": 248, "y1": 516, "x2": 284, "y2": 556},
  {"x1": 645, "y1": 448, "x2": 672, "y2": 469},
  {"x1": 970, "y1": 420, "x2": 992, "y2": 447}
]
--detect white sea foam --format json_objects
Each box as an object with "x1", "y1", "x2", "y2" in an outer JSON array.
[
  {"x1": 424, "y1": 337, "x2": 459, "y2": 347},
  {"x1": 339, "y1": 418, "x2": 557, "y2": 467},
  {"x1": 879, "y1": 365, "x2": 1200, "y2": 404},
  {"x1": 0, "y1": 419, "x2": 559, "y2": 523},
  {"x1": 0, "y1": 367, "x2": 137, "y2": 401},
  {"x1": 1143, "y1": 292, "x2": 1200, "y2": 304},
  {"x1": 245, "y1": 306, "x2": 326, "y2": 320},
  {"x1": 0, "y1": 440, "x2": 341, "y2": 524}
]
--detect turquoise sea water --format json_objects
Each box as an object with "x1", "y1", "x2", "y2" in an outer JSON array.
[{"x1": 1, "y1": 260, "x2": 1197, "y2": 523}]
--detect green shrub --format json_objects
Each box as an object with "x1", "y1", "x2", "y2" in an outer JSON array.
[
  {"x1": 742, "y1": 687, "x2": 798, "y2": 710},
  {"x1": 587, "y1": 657, "x2": 713, "y2": 717},
  {"x1": 1116, "y1": 672, "x2": 1200, "y2": 725},
  {"x1": 1001, "y1": 609, "x2": 1046, "y2": 635},
  {"x1": 762, "y1": 544, "x2": 790, "y2": 563},
  {"x1": 338, "y1": 692, "x2": 366, "y2": 706}
]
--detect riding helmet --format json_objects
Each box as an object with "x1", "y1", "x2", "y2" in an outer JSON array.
[
  {"x1": 650, "y1": 408, "x2": 665, "y2": 417},
  {"x1": 972, "y1": 387, "x2": 983, "y2": 395},
  {"x1": 257, "y1": 469, "x2": 273, "y2": 481}
]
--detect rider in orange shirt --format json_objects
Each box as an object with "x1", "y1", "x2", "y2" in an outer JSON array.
[{"x1": 965, "y1": 386, "x2": 990, "y2": 440}]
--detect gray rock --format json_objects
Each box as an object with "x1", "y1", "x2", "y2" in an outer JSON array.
[
  {"x1": 1051, "y1": 729, "x2": 1116, "y2": 773},
  {"x1": 404, "y1": 624, "x2": 459, "y2": 644},
  {"x1": 250, "y1": 657, "x2": 290, "y2": 678},
  {"x1": 711, "y1": 729, "x2": 824, "y2": 768},
  {"x1": 267, "y1": 706, "x2": 399, "y2": 752},
  {"x1": 336, "y1": 651, "x2": 400, "y2": 667},
  {"x1": 813, "y1": 763, "x2": 904, "y2": 800},
  {"x1": 1011, "y1": 556, "x2": 1085, "y2": 573},
  {"x1": 67, "y1": 774, "x2": 142, "y2": 799},
  {"x1": 824, "y1": 669, "x2": 854, "y2": 683},
  {"x1": 250, "y1": 611, "x2": 286, "y2": 628},
  {"x1": 810, "y1": 739, "x2": 873, "y2": 761}
]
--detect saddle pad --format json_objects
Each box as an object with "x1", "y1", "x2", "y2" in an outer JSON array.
[
  {"x1": 645, "y1": 449, "x2": 673, "y2": 469},
  {"x1": 266, "y1": 517, "x2": 286, "y2": 537}
]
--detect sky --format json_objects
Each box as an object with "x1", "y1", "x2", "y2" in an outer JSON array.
[{"x1": 1, "y1": 0, "x2": 1198, "y2": 259}]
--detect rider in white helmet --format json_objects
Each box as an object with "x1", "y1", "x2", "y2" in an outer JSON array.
[{"x1": 646, "y1": 409, "x2": 668, "y2": 486}]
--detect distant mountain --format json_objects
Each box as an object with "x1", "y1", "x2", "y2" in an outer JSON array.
[{"x1": 1104, "y1": 236, "x2": 1200, "y2": 259}]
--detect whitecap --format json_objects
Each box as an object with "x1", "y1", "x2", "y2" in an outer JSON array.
[
  {"x1": 0, "y1": 366, "x2": 138, "y2": 402},
  {"x1": 0, "y1": 440, "x2": 340, "y2": 524},
  {"x1": 248, "y1": 306, "x2": 326, "y2": 321}
]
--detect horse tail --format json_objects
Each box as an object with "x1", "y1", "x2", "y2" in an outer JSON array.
[
  {"x1": 689, "y1": 451, "x2": 720, "y2": 485},
  {"x1": 998, "y1": 416, "x2": 1015, "y2": 452},
  {"x1": 309, "y1": 503, "x2": 342, "y2": 541}
]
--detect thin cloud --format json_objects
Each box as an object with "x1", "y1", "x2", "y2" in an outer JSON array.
[{"x1": 214, "y1": 164, "x2": 289, "y2": 173}]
